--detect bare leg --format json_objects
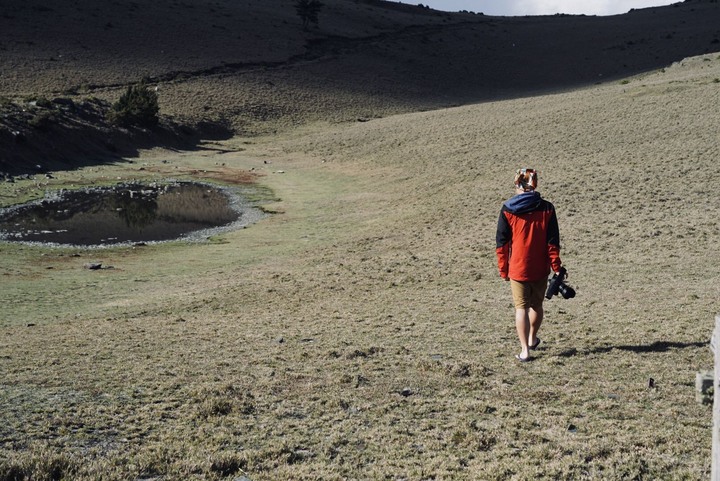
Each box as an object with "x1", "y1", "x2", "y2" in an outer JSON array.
[
  {"x1": 528, "y1": 306, "x2": 543, "y2": 347},
  {"x1": 515, "y1": 308, "x2": 530, "y2": 359}
]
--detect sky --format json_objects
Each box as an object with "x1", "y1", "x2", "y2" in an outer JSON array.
[{"x1": 406, "y1": 1, "x2": 680, "y2": 16}]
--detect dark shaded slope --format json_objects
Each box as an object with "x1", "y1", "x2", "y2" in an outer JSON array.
[{"x1": 1, "y1": 0, "x2": 719, "y2": 173}]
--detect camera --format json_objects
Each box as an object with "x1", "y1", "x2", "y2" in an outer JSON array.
[{"x1": 545, "y1": 266, "x2": 575, "y2": 300}]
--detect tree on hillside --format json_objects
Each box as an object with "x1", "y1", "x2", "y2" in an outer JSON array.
[
  {"x1": 295, "y1": 0, "x2": 324, "y2": 30},
  {"x1": 108, "y1": 82, "x2": 159, "y2": 128}
]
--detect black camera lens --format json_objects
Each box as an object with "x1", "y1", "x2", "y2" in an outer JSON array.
[{"x1": 558, "y1": 283, "x2": 576, "y2": 299}]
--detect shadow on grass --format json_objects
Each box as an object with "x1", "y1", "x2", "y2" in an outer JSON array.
[
  {"x1": 558, "y1": 340, "x2": 709, "y2": 358},
  {"x1": 0, "y1": 98, "x2": 235, "y2": 176}
]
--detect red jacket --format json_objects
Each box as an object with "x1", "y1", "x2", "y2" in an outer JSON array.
[{"x1": 496, "y1": 191, "x2": 562, "y2": 281}]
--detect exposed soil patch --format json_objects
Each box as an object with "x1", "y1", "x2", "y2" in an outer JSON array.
[{"x1": 142, "y1": 165, "x2": 263, "y2": 186}]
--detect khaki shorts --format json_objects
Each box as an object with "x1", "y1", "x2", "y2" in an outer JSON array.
[{"x1": 510, "y1": 278, "x2": 547, "y2": 310}]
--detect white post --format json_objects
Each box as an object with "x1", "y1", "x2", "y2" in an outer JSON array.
[{"x1": 713, "y1": 315, "x2": 720, "y2": 481}]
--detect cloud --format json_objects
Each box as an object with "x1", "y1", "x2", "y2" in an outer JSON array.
[
  {"x1": 414, "y1": 1, "x2": 679, "y2": 16},
  {"x1": 507, "y1": 0, "x2": 677, "y2": 16}
]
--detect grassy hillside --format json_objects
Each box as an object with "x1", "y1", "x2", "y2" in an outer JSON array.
[
  {"x1": 3, "y1": 0, "x2": 720, "y2": 171},
  {"x1": 1, "y1": 1, "x2": 720, "y2": 479}
]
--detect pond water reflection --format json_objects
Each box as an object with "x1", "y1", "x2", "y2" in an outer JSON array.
[{"x1": 0, "y1": 182, "x2": 263, "y2": 246}]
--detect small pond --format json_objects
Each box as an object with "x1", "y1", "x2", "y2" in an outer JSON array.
[{"x1": 0, "y1": 181, "x2": 266, "y2": 247}]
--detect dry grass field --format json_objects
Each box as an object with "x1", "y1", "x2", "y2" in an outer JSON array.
[{"x1": 2, "y1": 1, "x2": 720, "y2": 480}]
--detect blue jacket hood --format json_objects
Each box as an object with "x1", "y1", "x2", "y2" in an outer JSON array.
[{"x1": 503, "y1": 191, "x2": 542, "y2": 214}]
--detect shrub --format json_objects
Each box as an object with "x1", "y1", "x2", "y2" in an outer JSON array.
[
  {"x1": 29, "y1": 111, "x2": 55, "y2": 130},
  {"x1": 108, "y1": 82, "x2": 159, "y2": 128},
  {"x1": 295, "y1": 0, "x2": 324, "y2": 30},
  {"x1": 35, "y1": 97, "x2": 52, "y2": 108},
  {"x1": 22, "y1": 95, "x2": 52, "y2": 108}
]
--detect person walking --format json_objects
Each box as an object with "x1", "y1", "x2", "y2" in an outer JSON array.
[{"x1": 496, "y1": 168, "x2": 563, "y2": 362}]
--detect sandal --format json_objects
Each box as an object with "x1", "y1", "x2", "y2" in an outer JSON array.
[{"x1": 515, "y1": 354, "x2": 531, "y2": 363}]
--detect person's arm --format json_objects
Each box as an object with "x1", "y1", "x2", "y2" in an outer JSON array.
[
  {"x1": 546, "y1": 208, "x2": 562, "y2": 273},
  {"x1": 496, "y1": 210, "x2": 511, "y2": 279}
]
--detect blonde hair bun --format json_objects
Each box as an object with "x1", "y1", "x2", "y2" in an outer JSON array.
[{"x1": 514, "y1": 168, "x2": 538, "y2": 191}]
